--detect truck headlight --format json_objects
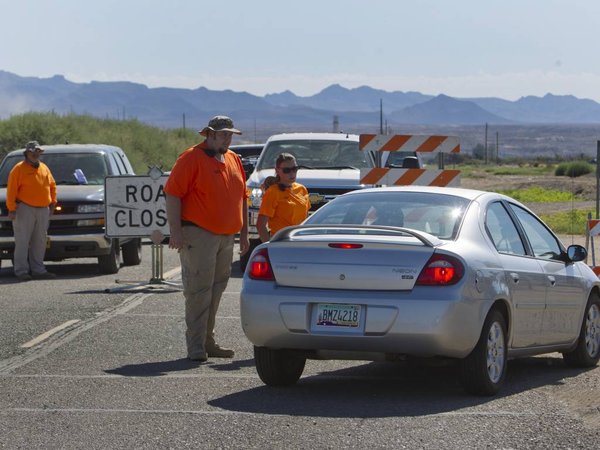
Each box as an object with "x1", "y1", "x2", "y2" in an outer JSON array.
[{"x1": 249, "y1": 187, "x2": 263, "y2": 208}]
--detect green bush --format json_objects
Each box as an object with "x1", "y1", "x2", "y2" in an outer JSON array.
[
  {"x1": 0, "y1": 112, "x2": 200, "y2": 174},
  {"x1": 554, "y1": 161, "x2": 592, "y2": 177}
]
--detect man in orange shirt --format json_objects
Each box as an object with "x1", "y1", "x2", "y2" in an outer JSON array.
[
  {"x1": 164, "y1": 116, "x2": 249, "y2": 362},
  {"x1": 6, "y1": 141, "x2": 57, "y2": 281}
]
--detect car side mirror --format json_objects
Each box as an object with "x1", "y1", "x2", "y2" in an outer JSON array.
[{"x1": 567, "y1": 244, "x2": 587, "y2": 262}]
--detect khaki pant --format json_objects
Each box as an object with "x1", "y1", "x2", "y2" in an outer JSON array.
[
  {"x1": 13, "y1": 203, "x2": 50, "y2": 277},
  {"x1": 180, "y1": 225, "x2": 234, "y2": 359}
]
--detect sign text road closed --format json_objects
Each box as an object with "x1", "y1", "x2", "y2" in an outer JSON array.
[{"x1": 104, "y1": 175, "x2": 169, "y2": 238}]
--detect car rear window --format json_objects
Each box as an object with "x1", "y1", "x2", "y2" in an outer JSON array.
[{"x1": 305, "y1": 191, "x2": 469, "y2": 240}]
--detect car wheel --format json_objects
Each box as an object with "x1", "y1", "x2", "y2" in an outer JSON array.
[
  {"x1": 121, "y1": 238, "x2": 142, "y2": 266},
  {"x1": 562, "y1": 292, "x2": 600, "y2": 367},
  {"x1": 98, "y1": 240, "x2": 121, "y2": 274},
  {"x1": 460, "y1": 309, "x2": 507, "y2": 396},
  {"x1": 240, "y1": 238, "x2": 261, "y2": 272},
  {"x1": 254, "y1": 346, "x2": 306, "y2": 386}
]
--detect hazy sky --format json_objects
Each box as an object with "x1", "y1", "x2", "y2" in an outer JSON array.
[{"x1": 2, "y1": 0, "x2": 599, "y2": 101}]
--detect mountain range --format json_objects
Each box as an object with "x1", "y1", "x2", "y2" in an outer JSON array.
[{"x1": 2, "y1": 70, "x2": 600, "y2": 135}]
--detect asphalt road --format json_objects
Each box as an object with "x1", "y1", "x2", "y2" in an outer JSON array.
[{"x1": 0, "y1": 241, "x2": 599, "y2": 449}]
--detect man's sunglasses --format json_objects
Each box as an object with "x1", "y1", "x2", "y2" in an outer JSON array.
[{"x1": 281, "y1": 166, "x2": 299, "y2": 174}]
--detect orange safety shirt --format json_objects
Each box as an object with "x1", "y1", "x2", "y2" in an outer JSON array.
[
  {"x1": 258, "y1": 182, "x2": 310, "y2": 235},
  {"x1": 164, "y1": 142, "x2": 247, "y2": 235},
  {"x1": 6, "y1": 161, "x2": 57, "y2": 211}
]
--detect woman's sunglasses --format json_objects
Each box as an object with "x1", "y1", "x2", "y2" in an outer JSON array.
[{"x1": 281, "y1": 166, "x2": 299, "y2": 174}]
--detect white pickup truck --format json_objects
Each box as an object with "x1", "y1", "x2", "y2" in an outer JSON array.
[{"x1": 242, "y1": 132, "x2": 424, "y2": 269}]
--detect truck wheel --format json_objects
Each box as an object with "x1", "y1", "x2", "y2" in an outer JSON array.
[
  {"x1": 121, "y1": 238, "x2": 142, "y2": 266},
  {"x1": 98, "y1": 240, "x2": 121, "y2": 274}
]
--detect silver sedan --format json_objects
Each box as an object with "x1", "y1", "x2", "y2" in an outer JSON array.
[{"x1": 240, "y1": 186, "x2": 600, "y2": 395}]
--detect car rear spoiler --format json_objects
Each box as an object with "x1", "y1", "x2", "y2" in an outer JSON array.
[{"x1": 270, "y1": 224, "x2": 442, "y2": 247}]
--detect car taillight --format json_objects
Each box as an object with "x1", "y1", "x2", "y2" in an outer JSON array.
[
  {"x1": 248, "y1": 248, "x2": 275, "y2": 280},
  {"x1": 416, "y1": 253, "x2": 464, "y2": 285}
]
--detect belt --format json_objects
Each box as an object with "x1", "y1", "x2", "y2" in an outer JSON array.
[{"x1": 181, "y1": 220, "x2": 199, "y2": 228}]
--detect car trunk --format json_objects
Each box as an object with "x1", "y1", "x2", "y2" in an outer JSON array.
[{"x1": 267, "y1": 235, "x2": 435, "y2": 290}]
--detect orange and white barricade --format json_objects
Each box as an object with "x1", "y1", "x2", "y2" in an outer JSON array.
[
  {"x1": 586, "y1": 218, "x2": 600, "y2": 276},
  {"x1": 359, "y1": 133, "x2": 460, "y2": 187}
]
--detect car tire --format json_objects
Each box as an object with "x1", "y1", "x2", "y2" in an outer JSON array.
[
  {"x1": 562, "y1": 292, "x2": 600, "y2": 367},
  {"x1": 254, "y1": 346, "x2": 306, "y2": 386},
  {"x1": 98, "y1": 240, "x2": 121, "y2": 274},
  {"x1": 460, "y1": 309, "x2": 507, "y2": 396},
  {"x1": 240, "y1": 238, "x2": 261, "y2": 272},
  {"x1": 121, "y1": 238, "x2": 142, "y2": 266}
]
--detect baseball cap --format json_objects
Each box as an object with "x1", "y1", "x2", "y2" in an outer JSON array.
[
  {"x1": 25, "y1": 141, "x2": 44, "y2": 152},
  {"x1": 199, "y1": 116, "x2": 242, "y2": 136}
]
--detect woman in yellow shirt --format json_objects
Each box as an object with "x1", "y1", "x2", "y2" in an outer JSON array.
[{"x1": 257, "y1": 153, "x2": 310, "y2": 242}]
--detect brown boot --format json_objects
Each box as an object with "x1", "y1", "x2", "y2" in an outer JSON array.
[{"x1": 206, "y1": 344, "x2": 234, "y2": 358}]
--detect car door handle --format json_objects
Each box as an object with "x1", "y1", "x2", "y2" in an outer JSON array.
[
  {"x1": 510, "y1": 272, "x2": 519, "y2": 283},
  {"x1": 548, "y1": 275, "x2": 556, "y2": 286}
]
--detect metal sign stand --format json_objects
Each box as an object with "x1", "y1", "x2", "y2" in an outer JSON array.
[
  {"x1": 105, "y1": 230, "x2": 182, "y2": 293},
  {"x1": 104, "y1": 166, "x2": 181, "y2": 293}
]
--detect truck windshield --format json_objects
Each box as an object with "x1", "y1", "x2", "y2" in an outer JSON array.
[
  {"x1": 0, "y1": 153, "x2": 109, "y2": 186},
  {"x1": 256, "y1": 139, "x2": 371, "y2": 171}
]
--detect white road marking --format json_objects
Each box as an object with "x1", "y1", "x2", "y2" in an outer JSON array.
[
  {"x1": 1, "y1": 373, "x2": 258, "y2": 379},
  {"x1": 3, "y1": 407, "x2": 543, "y2": 418},
  {"x1": 120, "y1": 313, "x2": 240, "y2": 319},
  {"x1": 20, "y1": 320, "x2": 81, "y2": 348},
  {"x1": 0, "y1": 293, "x2": 152, "y2": 375},
  {"x1": 163, "y1": 267, "x2": 181, "y2": 279}
]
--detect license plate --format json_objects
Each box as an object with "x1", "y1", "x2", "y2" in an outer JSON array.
[{"x1": 315, "y1": 303, "x2": 361, "y2": 328}]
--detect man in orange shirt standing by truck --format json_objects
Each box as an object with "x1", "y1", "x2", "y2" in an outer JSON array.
[
  {"x1": 7, "y1": 141, "x2": 57, "y2": 281},
  {"x1": 164, "y1": 116, "x2": 249, "y2": 362}
]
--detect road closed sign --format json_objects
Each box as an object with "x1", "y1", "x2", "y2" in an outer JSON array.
[{"x1": 105, "y1": 174, "x2": 169, "y2": 238}]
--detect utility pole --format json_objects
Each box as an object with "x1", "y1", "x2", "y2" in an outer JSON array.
[
  {"x1": 182, "y1": 113, "x2": 186, "y2": 131},
  {"x1": 484, "y1": 123, "x2": 488, "y2": 164},
  {"x1": 496, "y1": 131, "x2": 499, "y2": 164},
  {"x1": 333, "y1": 115, "x2": 339, "y2": 133},
  {"x1": 379, "y1": 99, "x2": 384, "y2": 134},
  {"x1": 596, "y1": 140, "x2": 600, "y2": 219},
  {"x1": 376, "y1": 99, "x2": 383, "y2": 168}
]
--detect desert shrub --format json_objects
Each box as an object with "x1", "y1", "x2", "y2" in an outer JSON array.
[
  {"x1": 0, "y1": 112, "x2": 199, "y2": 173},
  {"x1": 555, "y1": 161, "x2": 592, "y2": 177}
]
